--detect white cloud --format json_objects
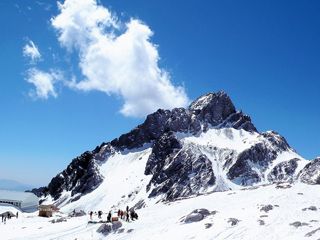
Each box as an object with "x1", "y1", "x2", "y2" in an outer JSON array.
[
  {"x1": 26, "y1": 68, "x2": 62, "y2": 99},
  {"x1": 23, "y1": 40, "x2": 41, "y2": 63},
  {"x1": 51, "y1": 0, "x2": 189, "y2": 117}
]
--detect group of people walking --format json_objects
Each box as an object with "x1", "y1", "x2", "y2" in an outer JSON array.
[
  {"x1": 88, "y1": 206, "x2": 138, "y2": 223},
  {"x1": 117, "y1": 205, "x2": 138, "y2": 222}
]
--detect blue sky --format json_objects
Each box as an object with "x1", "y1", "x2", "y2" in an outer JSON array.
[{"x1": 0, "y1": 0, "x2": 319, "y2": 186}]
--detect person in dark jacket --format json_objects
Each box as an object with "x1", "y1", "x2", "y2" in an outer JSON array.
[
  {"x1": 126, "y1": 211, "x2": 129, "y2": 222},
  {"x1": 107, "y1": 211, "x2": 112, "y2": 222}
]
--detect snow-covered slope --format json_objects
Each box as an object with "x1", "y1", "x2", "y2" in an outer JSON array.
[{"x1": 4, "y1": 183, "x2": 320, "y2": 240}]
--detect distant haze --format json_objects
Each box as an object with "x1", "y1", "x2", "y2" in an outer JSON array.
[{"x1": 0, "y1": 179, "x2": 35, "y2": 191}]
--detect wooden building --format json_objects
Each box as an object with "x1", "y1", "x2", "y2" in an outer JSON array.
[{"x1": 38, "y1": 204, "x2": 59, "y2": 217}]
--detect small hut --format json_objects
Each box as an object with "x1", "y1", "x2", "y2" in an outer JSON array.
[{"x1": 38, "y1": 204, "x2": 59, "y2": 217}]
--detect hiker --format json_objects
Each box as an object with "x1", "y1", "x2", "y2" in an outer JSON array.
[
  {"x1": 126, "y1": 206, "x2": 129, "y2": 213},
  {"x1": 134, "y1": 211, "x2": 138, "y2": 220},
  {"x1": 98, "y1": 211, "x2": 102, "y2": 219},
  {"x1": 130, "y1": 210, "x2": 135, "y2": 221},
  {"x1": 120, "y1": 210, "x2": 124, "y2": 219},
  {"x1": 16, "y1": 212, "x2": 18, "y2": 219},
  {"x1": 130, "y1": 210, "x2": 138, "y2": 220},
  {"x1": 126, "y1": 211, "x2": 130, "y2": 222},
  {"x1": 89, "y1": 211, "x2": 93, "y2": 220},
  {"x1": 107, "y1": 211, "x2": 112, "y2": 223}
]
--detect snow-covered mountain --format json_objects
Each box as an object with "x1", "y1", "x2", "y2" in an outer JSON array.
[
  {"x1": 30, "y1": 91, "x2": 317, "y2": 208},
  {"x1": 5, "y1": 91, "x2": 318, "y2": 240}
]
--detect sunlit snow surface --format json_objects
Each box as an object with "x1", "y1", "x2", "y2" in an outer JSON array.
[
  {"x1": 1, "y1": 128, "x2": 315, "y2": 239},
  {"x1": 2, "y1": 183, "x2": 320, "y2": 240}
]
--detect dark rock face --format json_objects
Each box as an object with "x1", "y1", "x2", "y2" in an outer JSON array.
[
  {"x1": 27, "y1": 187, "x2": 48, "y2": 198},
  {"x1": 227, "y1": 132, "x2": 292, "y2": 185},
  {"x1": 145, "y1": 132, "x2": 182, "y2": 176},
  {"x1": 267, "y1": 159, "x2": 299, "y2": 182},
  {"x1": 31, "y1": 149, "x2": 106, "y2": 202},
  {"x1": 146, "y1": 133, "x2": 215, "y2": 200},
  {"x1": 299, "y1": 158, "x2": 320, "y2": 184},
  {"x1": 228, "y1": 218, "x2": 240, "y2": 226},
  {"x1": 48, "y1": 151, "x2": 103, "y2": 201}
]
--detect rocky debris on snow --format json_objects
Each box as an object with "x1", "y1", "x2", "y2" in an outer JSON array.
[
  {"x1": 127, "y1": 229, "x2": 134, "y2": 233},
  {"x1": 297, "y1": 193, "x2": 304, "y2": 195},
  {"x1": 310, "y1": 220, "x2": 318, "y2": 223},
  {"x1": 97, "y1": 221, "x2": 123, "y2": 236},
  {"x1": 132, "y1": 200, "x2": 146, "y2": 210},
  {"x1": 260, "y1": 205, "x2": 274, "y2": 213},
  {"x1": 227, "y1": 192, "x2": 236, "y2": 195},
  {"x1": 205, "y1": 223, "x2": 213, "y2": 229},
  {"x1": 228, "y1": 218, "x2": 240, "y2": 226},
  {"x1": 69, "y1": 210, "x2": 86, "y2": 217},
  {"x1": 117, "y1": 228, "x2": 125, "y2": 234},
  {"x1": 305, "y1": 227, "x2": 320, "y2": 237},
  {"x1": 275, "y1": 183, "x2": 292, "y2": 189},
  {"x1": 112, "y1": 221, "x2": 123, "y2": 231},
  {"x1": 289, "y1": 221, "x2": 309, "y2": 228},
  {"x1": 50, "y1": 217, "x2": 67, "y2": 223},
  {"x1": 260, "y1": 215, "x2": 268, "y2": 218},
  {"x1": 88, "y1": 220, "x2": 110, "y2": 224},
  {"x1": 97, "y1": 224, "x2": 112, "y2": 236},
  {"x1": 180, "y1": 209, "x2": 216, "y2": 224},
  {"x1": 258, "y1": 219, "x2": 265, "y2": 226},
  {"x1": 302, "y1": 206, "x2": 317, "y2": 211}
]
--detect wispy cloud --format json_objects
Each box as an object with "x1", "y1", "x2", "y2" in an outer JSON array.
[
  {"x1": 26, "y1": 68, "x2": 62, "y2": 99},
  {"x1": 24, "y1": 0, "x2": 189, "y2": 117},
  {"x1": 50, "y1": 0, "x2": 189, "y2": 117},
  {"x1": 23, "y1": 40, "x2": 41, "y2": 63}
]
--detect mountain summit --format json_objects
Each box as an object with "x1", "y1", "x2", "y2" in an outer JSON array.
[{"x1": 31, "y1": 91, "x2": 317, "y2": 207}]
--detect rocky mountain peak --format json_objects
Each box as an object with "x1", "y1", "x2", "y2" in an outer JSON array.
[
  {"x1": 189, "y1": 91, "x2": 233, "y2": 112},
  {"x1": 189, "y1": 91, "x2": 257, "y2": 132},
  {"x1": 189, "y1": 92, "x2": 236, "y2": 124}
]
